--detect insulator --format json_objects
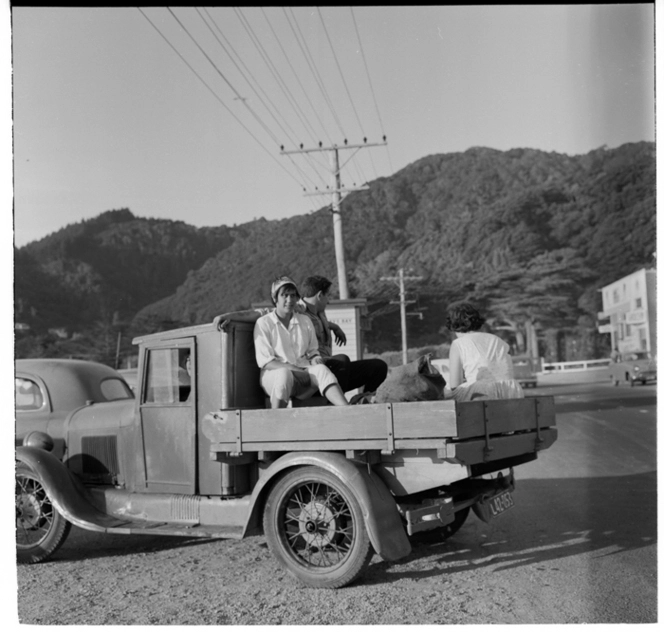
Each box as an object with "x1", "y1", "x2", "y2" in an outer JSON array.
[
  {"x1": 319, "y1": 141, "x2": 322, "y2": 147},
  {"x1": 363, "y1": 137, "x2": 367, "y2": 143},
  {"x1": 280, "y1": 145, "x2": 284, "y2": 151},
  {"x1": 383, "y1": 135, "x2": 386, "y2": 141},
  {"x1": 344, "y1": 139, "x2": 347, "y2": 145},
  {"x1": 300, "y1": 143, "x2": 303, "y2": 149}
]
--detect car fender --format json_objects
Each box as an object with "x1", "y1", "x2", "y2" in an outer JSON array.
[
  {"x1": 16, "y1": 446, "x2": 114, "y2": 534},
  {"x1": 245, "y1": 451, "x2": 411, "y2": 562}
]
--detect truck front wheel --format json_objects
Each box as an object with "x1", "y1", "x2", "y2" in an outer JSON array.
[
  {"x1": 16, "y1": 465, "x2": 71, "y2": 564},
  {"x1": 263, "y1": 467, "x2": 373, "y2": 589}
]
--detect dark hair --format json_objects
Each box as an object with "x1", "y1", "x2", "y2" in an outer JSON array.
[
  {"x1": 300, "y1": 275, "x2": 332, "y2": 299},
  {"x1": 446, "y1": 302, "x2": 485, "y2": 333}
]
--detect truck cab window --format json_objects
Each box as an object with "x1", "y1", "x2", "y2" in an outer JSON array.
[{"x1": 144, "y1": 348, "x2": 192, "y2": 404}]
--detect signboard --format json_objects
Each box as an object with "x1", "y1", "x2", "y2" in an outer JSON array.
[{"x1": 626, "y1": 310, "x2": 646, "y2": 324}]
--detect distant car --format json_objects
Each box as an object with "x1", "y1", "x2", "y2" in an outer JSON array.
[
  {"x1": 15, "y1": 359, "x2": 134, "y2": 458},
  {"x1": 611, "y1": 352, "x2": 657, "y2": 387},
  {"x1": 511, "y1": 355, "x2": 540, "y2": 389}
]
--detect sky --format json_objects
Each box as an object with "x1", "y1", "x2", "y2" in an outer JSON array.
[{"x1": 9, "y1": 4, "x2": 656, "y2": 248}]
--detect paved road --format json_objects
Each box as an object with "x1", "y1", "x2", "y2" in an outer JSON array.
[
  {"x1": 15, "y1": 382, "x2": 657, "y2": 624},
  {"x1": 478, "y1": 381, "x2": 657, "y2": 622}
]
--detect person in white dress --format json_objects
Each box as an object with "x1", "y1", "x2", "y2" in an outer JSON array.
[{"x1": 445, "y1": 302, "x2": 524, "y2": 402}]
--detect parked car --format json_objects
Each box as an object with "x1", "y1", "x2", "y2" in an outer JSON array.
[
  {"x1": 15, "y1": 359, "x2": 134, "y2": 459},
  {"x1": 511, "y1": 355, "x2": 540, "y2": 389},
  {"x1": 611, "y1": 351, "x2": 657, "y2": 386}
]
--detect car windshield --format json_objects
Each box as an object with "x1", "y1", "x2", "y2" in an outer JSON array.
[{"x1": 100, "y1": 377, "x2": 134, "y2": 401}]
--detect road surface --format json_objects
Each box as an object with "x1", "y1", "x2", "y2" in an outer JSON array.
[{"x1": 15, "y1": 382, "x2": 657, "y2": 624}]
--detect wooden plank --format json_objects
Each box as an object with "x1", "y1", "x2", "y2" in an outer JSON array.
[
  {"x1": 210, "y1": 437, "x2": 452, "y2": 454},
  {"x1": 446, "y1": 428, "x2": 558, "y2": 464},
  {"x1": 210, "y1": 438, "x2": 394, "y2": 453},
  {"x1": 455, "y1": 397, "x2": 555, "y2": 439},
  {"x1": 391, "y1": 401, "x2": 458, "y2": 438},
  {"x1": 202, "y1": 397, "x2": 556, "y2": 452}
]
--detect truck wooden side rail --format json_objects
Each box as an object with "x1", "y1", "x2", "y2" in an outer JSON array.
[{"x1": 203, "y1": 397, "x2": 557, "y2": 464}]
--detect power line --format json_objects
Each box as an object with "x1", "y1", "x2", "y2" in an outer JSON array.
[
  {"x1": 284, "y1": 8, "x2": 346, "y2": 140},
  {"x1": 350, "y1": 7, "x2": 394, "y2": 174},
  {"x1": 137, "y1": 8, "x2": 305, "y2": 190},
  {"x1": 235, "y1": 7, "x2": 320, "y2": 147},
  {"x1": 381, "y1": 268, "x2": 424, "y2": 364},
  {"x1": 167, "y1": 8, "x2": 280, "y2": 147},
  {"x1": 317, "y1": 7, "x2": 365, "y2": 140},
  {"x1": 199, "y1": 7, "x2": 327, "y2": 190},
  {"x1": 199, "y1": 8, "x2": 301, "y2": 150},
  {"x1": 260, "y1": 7, "x2": 334, "y2": 148}
]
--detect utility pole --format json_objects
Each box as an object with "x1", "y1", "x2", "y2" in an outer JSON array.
[
  {"x1": 380, "y1": 268, "x2": 423, "y2": 364},
  {"x1": 281, "y1": 140, "x2": 386, "y2": 299}
]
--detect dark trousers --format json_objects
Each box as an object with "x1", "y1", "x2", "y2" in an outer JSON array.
[{"x1": 325, "y1": 355, "x2": 388, "y2": 393}]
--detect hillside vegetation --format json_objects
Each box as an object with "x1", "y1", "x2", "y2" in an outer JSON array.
[{"x1": 14, "y1": 142, "x2": 655, "y2": 364}]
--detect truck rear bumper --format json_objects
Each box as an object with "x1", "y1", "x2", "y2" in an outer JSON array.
[{"x1": 398, "y1": 470, "x2": 515, "y2": 536}]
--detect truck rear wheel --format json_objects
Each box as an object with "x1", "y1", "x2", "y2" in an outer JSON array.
[
  {"x1": 16, "y1": 465, "x2": 71, "y2": 564},
  {"x1": 263, "y1": 467, "x2": 373, "y2": 589}
]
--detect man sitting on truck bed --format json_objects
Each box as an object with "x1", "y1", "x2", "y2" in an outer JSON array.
[
  {"x1": 299, "y1": 275, "x2": 388, "y2": 395},
  {"x1": 254, "y1": 276, "x2": 350, "y2": 409}
]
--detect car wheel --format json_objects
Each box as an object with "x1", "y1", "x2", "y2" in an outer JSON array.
[
  {"x1": 263, "y1": 466, "x2": 373, "y2": 589},
  {"x1": 16, "y1": 465, "x2": 71, "y2": 564}
]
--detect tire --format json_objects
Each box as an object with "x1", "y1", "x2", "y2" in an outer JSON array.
[
  {"x1": 263, "y1": 466, "x2": 373, "y2": 589},
  {"x1": 16, "y1": 465, "x2": 71, "y2": 564},
  {"x1": 411, "y1": 507, "x2": 470, "y2": 544}
]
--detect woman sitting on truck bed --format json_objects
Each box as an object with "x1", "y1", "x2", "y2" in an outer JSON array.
[
  {"x1": 254, "y1": 276, "x2": 349, "y2": 409},
  {"x1": 445, "y1": 302, "x2": 524, "y2": 402}
]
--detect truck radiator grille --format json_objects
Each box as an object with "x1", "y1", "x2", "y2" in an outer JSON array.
[
  {"x1": 81, "y1": 435, "x2": 119, "y2": 476},
  {"x1": 170, "y1": 495, "x2": 200, "y2": 522}
]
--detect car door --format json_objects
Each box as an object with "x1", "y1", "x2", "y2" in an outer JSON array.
[
  {"x1": 138, "y1": 339, "x2": 196, "y2": 494},
  {"x1": 14, "y1": 373, "x2": 67, "y2": 456}
]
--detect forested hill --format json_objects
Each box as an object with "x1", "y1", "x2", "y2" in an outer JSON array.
[
  {"x1": 134, "y1": 143, "x2": 655, "y2": 347},
  {"x1": 15, "y1": 142, "x2": 655, "y2": 361}
]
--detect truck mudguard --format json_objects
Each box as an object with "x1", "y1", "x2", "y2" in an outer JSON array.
[
  {"x1": 246, "y1": 451, "x2": 412, "y2": 562},
  {"x1": 16, "y1": 446, "x2": 124, "y2": 534}
]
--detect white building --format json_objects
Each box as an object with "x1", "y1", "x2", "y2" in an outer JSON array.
[{"x1": 597, "y1": 267, "x2": 656, "y2": 357}]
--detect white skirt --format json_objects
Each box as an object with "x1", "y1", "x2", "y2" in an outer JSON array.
[{"x1": 451, "y1": 379, "x2": 524, "y2": 402}]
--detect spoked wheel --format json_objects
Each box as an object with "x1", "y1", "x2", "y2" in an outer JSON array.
[
  {"x1": 263, "y1": 467, "x2": 373, "y2": 589},
  {"x1": 16, "y1": 465, "x2": 71, "y2": 564},
  {"x1": 411, "y1": 507, "x2": 471, "y2": 544}
]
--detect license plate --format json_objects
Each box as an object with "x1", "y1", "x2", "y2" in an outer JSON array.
[{"x1": 487, "y1": 490, "x2": 514, "y2": 517}]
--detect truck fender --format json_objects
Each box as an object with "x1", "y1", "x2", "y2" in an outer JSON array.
[
  {"x1": 16, "y1": 446, "x2": 113, "y2": 534},
  {"x1": 245, "y1": 451, "x2": 412, "y2": 562}
]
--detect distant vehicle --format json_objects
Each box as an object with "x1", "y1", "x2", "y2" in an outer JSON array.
[
  {"x1": 511, "y1": 355, "x2": 540, "y2": 389},
  {"x1": 15, "y1": 359, "x2": 134, "y2": 459},
  {"x1": 611, "y1": 351, "x2": 657, "y2": 387}
]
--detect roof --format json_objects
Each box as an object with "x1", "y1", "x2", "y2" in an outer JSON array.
[{"x1": 15, "y1": 358, "x2": 132, "y2": 412}]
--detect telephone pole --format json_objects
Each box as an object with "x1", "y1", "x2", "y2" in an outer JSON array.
[
  {"x1": 281, "y1": 140, "x2": 386, "y2": 299},
  {"x1": 380, "y1": 268, "x2": 423, "y2": 364}
]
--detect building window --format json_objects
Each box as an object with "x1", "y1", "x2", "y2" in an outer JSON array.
[
  {"x1": 635, "y1": 297, "x2": 642, "y2": 308},
  {"x1": 613, "y1": 289, "x2": 619, "y2": 304},
  {"x1": 625, "y1": 324, "x2": 632, "y2": 337}
]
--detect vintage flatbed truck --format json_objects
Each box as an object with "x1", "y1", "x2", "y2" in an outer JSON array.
[{"x1": 16, "y1": 315, "x2": 557, "y2": 588}]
